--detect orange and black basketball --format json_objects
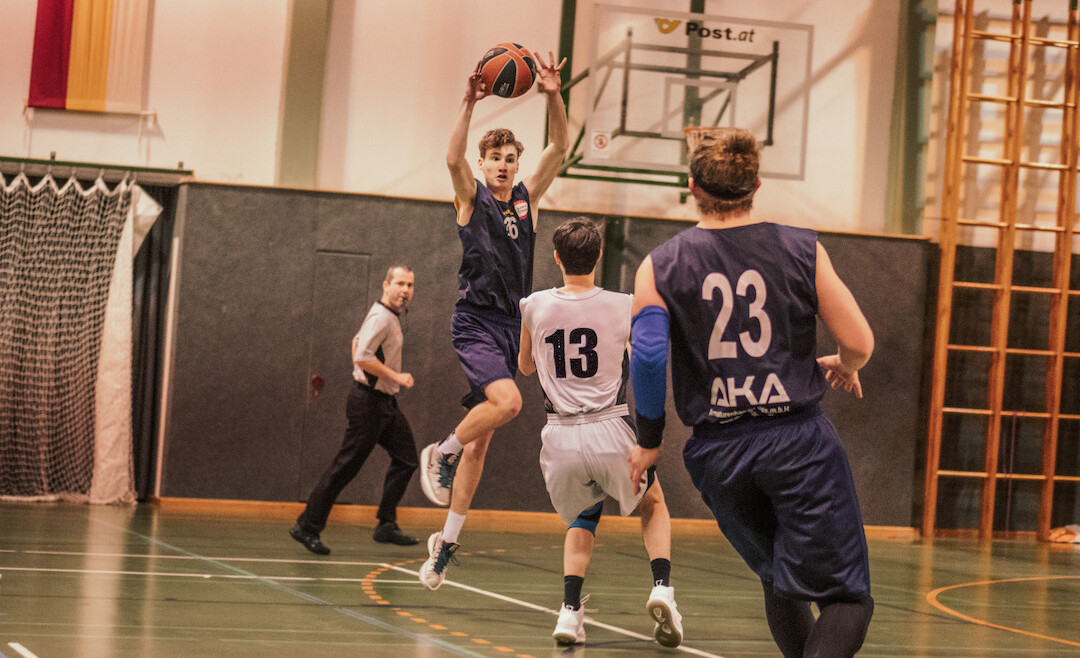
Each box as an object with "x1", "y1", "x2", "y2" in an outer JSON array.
[{"x1": 478, "y1": 43, "x2": 537, "y2": 98}]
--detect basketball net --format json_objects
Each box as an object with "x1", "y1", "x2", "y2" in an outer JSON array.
[
  {"x1": 683, "y1": 126, "x2": 728, "y2": 155},
  {"x1": 0, "y1": 172, "x2": 144, "y2": 504}
]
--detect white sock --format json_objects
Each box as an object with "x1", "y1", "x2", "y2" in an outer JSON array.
[
  {"x1": 442, "y1": 510, "x2": 467, "y2": 544},
  {"x1": 438, "y1": 432, "x2": 464, "y2": 455}
]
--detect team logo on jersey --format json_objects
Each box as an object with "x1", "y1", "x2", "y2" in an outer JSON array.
[
  {"x1": 514, "y1": 200, "x2": 529, "y2": 220},
  {"x1": 710, "y1": 373, "x2": 791, "y2": 409}
]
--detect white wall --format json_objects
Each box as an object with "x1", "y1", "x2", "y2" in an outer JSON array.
[
  {"x1": 320, "y1": 0, "x2": 563, "y2": 201},
  {"x1": 0, "y1": 0, "x2": 901, "y2": 234},
  {"x1": 0, "y1": 0, "x2": 288, "y2": 184}
]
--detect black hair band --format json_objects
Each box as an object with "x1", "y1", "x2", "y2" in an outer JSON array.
[{"x1": 689, "y1": 162, "x2": 758, "y2": 201}]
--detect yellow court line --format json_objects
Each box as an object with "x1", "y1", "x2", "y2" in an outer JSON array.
[
  {"x1": 925, "y1": 576, "x2": 1080, "y2": 647},
  {"x1": 362, "y1": 560, "x2": 539, "y2": 658}
]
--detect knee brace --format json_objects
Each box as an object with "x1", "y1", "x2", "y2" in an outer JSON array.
[{"x1": 569, "y1": 501, "x2": 603, "y2": 535}]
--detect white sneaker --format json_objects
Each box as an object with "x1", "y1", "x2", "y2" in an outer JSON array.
[
  {"x1": 646, "y1": 584, "x2": 683, "y2": 648},
  {"x1": 418, "y1": 531, "x2": 459, "y2": 591},
  {"x1": 419, "y1": 442, "x2": 459, "y2": 507},
  {"x1": 552, "y1": 603, "x2": 586, "y2": 645}
]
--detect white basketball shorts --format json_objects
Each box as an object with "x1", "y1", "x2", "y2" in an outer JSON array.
[{"x1": 539, "y1": 405, "x2": 651, "y2": 525}]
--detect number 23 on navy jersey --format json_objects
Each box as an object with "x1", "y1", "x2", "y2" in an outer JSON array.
[{"x1": 650, "y1": 223, "x2": 827, "y2": 426}]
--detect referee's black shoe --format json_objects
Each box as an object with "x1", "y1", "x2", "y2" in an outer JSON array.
[
  {"x1": 290, "y1": 523, "x2": 331, "y2": 555},
  {"x1": 373, "y1": 521, "x2": 419, "y2": 546}
]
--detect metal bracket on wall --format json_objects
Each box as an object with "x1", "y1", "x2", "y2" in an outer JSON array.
[{"x1": 0, "y1": 155, "x2": 193, "y2": 186}]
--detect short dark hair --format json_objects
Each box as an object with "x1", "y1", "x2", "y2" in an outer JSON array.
[
  {"x1": 478, "y1": 128, "x2": 524, "y2": 159},
  {"x1": 385, "y1": 264, "x2": 412, "y2": 282},
  {"x1": 553, "y1": 217, "x2": 602, "y2": 276},
  {"x1": 689, "y1": 127, "x2": 760, "y2": 215}
]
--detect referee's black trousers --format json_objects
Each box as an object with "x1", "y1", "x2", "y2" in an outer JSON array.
[{"x1": 298, "y1": 383, "x2": 418, "y2": 534}]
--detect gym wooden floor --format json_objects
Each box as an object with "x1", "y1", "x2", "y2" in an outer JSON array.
[{"x1": 0, "y1": 500, "x2": 1077, "y2": 658}]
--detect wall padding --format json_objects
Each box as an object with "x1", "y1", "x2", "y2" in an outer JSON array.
[{"x1": 163, "y1": 184, "x2": 931, "y2": 527}]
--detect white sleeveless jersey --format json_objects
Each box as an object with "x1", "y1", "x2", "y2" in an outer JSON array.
[{"x1": 519, "y1": 287, "x2": 633, "y2": 415}]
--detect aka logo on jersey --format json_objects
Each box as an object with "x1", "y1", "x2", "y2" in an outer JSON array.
[
  {"x1": 513, "y1": 199, "x2": 529, "y2": 220},
  {"x1": 710, "y1": 373, "x2": 790, "y2": 408}
]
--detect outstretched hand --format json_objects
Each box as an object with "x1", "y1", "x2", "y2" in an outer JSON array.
[
  {"x1": 629, "y1": 445, "x2": 659, "y2": 495},
  {"x1": 465, "y1": 63, "x2": 490, "y2": 103},
  {"x1": 817, "y1": 354, "x2": 863, "y2": 398},
  {"x1": 535, "y1": 51, "x2": 566, "y2": 95}
]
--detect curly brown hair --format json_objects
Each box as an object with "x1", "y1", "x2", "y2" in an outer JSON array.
[
  {"x1": 689, "y1": 128, "x2": 759, "y2": 216},
  {"x1": 478, "y1": 128, "x2": 524, "y2": 159}
]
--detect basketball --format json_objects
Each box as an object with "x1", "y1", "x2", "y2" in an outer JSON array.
[{"x1": 479, "y1": 42, "x2": 537, "y2": 98}]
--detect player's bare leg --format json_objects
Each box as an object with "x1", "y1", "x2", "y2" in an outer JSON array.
[
  {"x1": 421, "y1": 378, "x2": 520, "y2": 506},
  {"x1": 554, "y1": 527, "x2": 594, "y2": 644},
  {"x1": 638, "y1": 482, "x2": 670, "y2": 561},
  {"x1": 564, "y1": 527, "x2": 594, "y2": 575},
  {"x1": 418, "y1": 432, "x2": 491, "y2": 590},
  {"x1": 638, "y1": 482, "x2": 682, "y2": 647},
  {"x1": 449, "y1": 431, "x2": 491, "y2": 514},
  {"x1": 454, "y1": 378, "x2": 522, "y2": 443}
]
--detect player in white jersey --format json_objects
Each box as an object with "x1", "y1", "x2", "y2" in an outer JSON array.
[{"x1": 518, "y1": 218, "x2": 683, "y2": 648}]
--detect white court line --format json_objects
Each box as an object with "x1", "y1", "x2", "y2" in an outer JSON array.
[
  {"x1": 0, "y1": 567, "x2": 418, "y2": 586},
  {"x1": 66, "y1": 521, "x2": 486, "y2": 658},
  {"x1": 7, "y1": 643, "x2": 40, "y2": 658},
  {"x1": 0, "y1": 566, "x2": 377, "y2": 582},
  {"x1": 386, "y1": 565, "x2": 727, "y2": 658},
  {"x1": 1, "y1": 559, "x2": 726, "y2": 656},
  {"x1": 25, "y1": 550, "x2": 381, "y2": 566}
]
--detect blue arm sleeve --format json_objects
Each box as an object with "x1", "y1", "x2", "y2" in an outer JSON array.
[
  {"x1": 631, "y1": 306, "x2": 669, "y2": 448},
  {"x1": 631, "y1": 305, "x2": 669, "y2": 418}
]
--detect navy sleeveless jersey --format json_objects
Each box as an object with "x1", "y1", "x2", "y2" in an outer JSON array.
[
  {"x1": 456, "y1": 180, "x2": 536, "y2": 317},
  {"x1": 650, "y1": 222, "x2": 827, "y2": 427}
]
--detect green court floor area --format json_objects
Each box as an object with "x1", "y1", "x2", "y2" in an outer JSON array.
[{"x1": 0, "y1": 501, "x2": 1078, "y2": 657}]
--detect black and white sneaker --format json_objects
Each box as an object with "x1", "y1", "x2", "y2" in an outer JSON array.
[
  {"x1": 418, "y1": 531, "x2": 460, "y2": 590},
  {"x1": 420, "y1": 442, "x2": 460, "y2": 507}
]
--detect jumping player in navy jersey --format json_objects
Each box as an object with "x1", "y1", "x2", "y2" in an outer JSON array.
[
  {"x1": 628, "y1": 128, "x2": 875, "y2": 657},
  {"x1": 418, "y1": 51, "x2": 569, "y2": 590}
]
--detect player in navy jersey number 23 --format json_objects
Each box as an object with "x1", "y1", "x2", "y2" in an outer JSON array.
[{"x1": 628, "y1": 128, "x2": 876, "y2": 657}]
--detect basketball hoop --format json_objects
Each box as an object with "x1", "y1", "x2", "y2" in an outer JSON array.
[{"x1": 683, "y1": 126, "x2": 727, "y2": 154}]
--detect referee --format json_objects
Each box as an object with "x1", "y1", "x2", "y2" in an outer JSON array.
[{"x1": 291, "y1": 265, "x2": 421, "y2": 553}]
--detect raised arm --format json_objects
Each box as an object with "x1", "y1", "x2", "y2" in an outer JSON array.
[
  {"x1": 815, "y1": 242, "x2": 874, "y2": 397},
  {"x1": 522, "y1": 52, "x2": 569, "y2": 215},
  {"x1": 447, "y1": 66, "x2": 488, "y2": 222}
]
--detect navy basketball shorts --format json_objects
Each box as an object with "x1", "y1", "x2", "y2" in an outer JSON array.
[
  {"x1": 450, "y1": 306, "x2": 521, "y2": 410},
  {"x1": 682, "y1": 408, "x2": 871, "y2": 602}
]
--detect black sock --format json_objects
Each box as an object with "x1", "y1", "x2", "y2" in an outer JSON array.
[
  {"x1": 563, "y1": 575, "x2": 584, "y2": 609},
  {"x1": 650, "y1": 558, "x2": 671, "y2": 587}
]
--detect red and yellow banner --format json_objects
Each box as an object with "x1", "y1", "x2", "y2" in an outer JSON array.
[{"x1": 28, "y1": 0, "x2": 149, "y2": 113}]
